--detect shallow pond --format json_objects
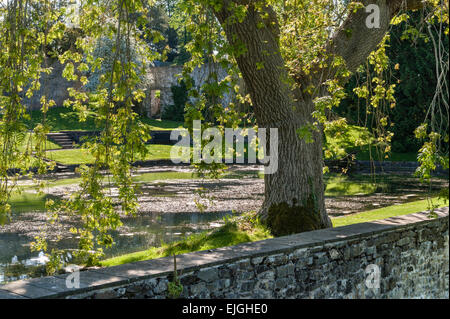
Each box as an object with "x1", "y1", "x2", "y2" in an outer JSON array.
[{"x1": 0, "y1": 210, "x2": 234, "y2": 284}]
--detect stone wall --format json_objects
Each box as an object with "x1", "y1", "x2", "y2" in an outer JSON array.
[
  {"x1": 24, "y1": 60, "x2": 82, "y2": 110},
  {"x1": 142, "y1": 64, "x2": 234, "y2": 117},
  {"x1": 24, "y1": 62, "x2": 235, "y2": 118},
  {"x1": 0, "y1": 207, "x2": 448, "y2": 299}
]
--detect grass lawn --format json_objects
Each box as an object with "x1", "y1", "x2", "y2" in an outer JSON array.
[
  {"x1": 25, "y1": 110, "x2": 415, "y2": 164},
  {"x1": 355, "y1": 145, "x2": 418, "y2": 162},
  {"x1": 331, "y1": 196, "x2": 448, "y2": 227},
  {"x1": 324, "y1": 174, "x2": 378, "y2": 197},
  {"x1": 99, "y1": 198, "x2": 448, "y2": 267},
  {"x1": 45, "y1": 149, "x2": 95, "y2": 165},
  {"x1": 325, "y1": 124, "x2": 418, "y2": 162},
  {"x1": 44, "y1": 144, "x2": 186, "y2": 165},
  {"x1": 25, "y1": 107, "x2": 99, "y2": 132},
  {"x1": 43, "y1": 125, "x2": 416, "y2": 165},
  {"x1": 141, "y1": 118, "x2": 185, "y2": 130},
  {"x1": 24, "y1": 108, "x2": 417, "y2": 161},
  {"x1": 25, "y1": 107, "x2": 184, "y2": 132},
  {"x1": 17, "y1": 133, "x2": 61, "y2": 152},
  {"x1": 7, "y1": 192, "x2": 56, "y2": 213}
]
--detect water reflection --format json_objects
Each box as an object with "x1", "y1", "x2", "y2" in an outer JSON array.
[
  {"x1": 104, "y1": 211, "x2": 234, "y2": 257},
  {"x1": 0, "y1": 210, "x2": 233, "y2": 284}
]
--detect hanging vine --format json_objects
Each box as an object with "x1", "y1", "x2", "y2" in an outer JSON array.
[{"x1": 30, "y1": 0, "x2": 160, "y2": 269}]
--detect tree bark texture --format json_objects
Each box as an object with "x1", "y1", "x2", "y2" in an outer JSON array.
[{"x1": 212, "y1": 0, "x2": 424, "y2": 235}]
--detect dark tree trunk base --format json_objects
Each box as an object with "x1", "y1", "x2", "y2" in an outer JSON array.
[{"x1": 265, "y1": 197, "x2": 328, "y2": 236}]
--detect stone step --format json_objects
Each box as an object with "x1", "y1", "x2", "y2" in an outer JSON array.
[
  {"x1": 47, "y1": 133, "x2": 70, "y2": 137},
  {"x1": 50, "y1": 139, "x2": 73, "y2": 143},
  {"x1": 47, "y1": 132, "x2": 75, "y2": 149},
  {"x1": 48, "y1": 137, "x2": 72, "y2": 142}
]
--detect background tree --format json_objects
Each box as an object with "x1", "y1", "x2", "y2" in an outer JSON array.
[{"x1": 138, "y1": 0, "x2": 191, "y2": 64}]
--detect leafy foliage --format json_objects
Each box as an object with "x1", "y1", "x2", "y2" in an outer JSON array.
[
  {"x1": 161, "y1": 80, "x2": 188, "y2": 121},
  {"x1": 0, "y1": 0, "x2": 63, "y2": 224},
  {"x1": 28, "y1": 0, "x2": 158, "y2": 269},
  {"x1": 337, "y1": 12, "x2": 449, "y2": 154}
]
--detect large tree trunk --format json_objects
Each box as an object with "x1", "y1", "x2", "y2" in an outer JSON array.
[
  {"x1": 261, "y1": 98, "x2": 332, "y2": 234},
  {"x1": 212, "y1": 0, "x2": 424, "y2": 235},
  {"x1": 214, "y1": 3, "x2": 332, "y2": 235}
]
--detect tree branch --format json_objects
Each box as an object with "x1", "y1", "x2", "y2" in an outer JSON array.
[
  {"x1": 213, "y1": 0, "x2": 297, "y2": 125},
  {"x1": 328, "y1": 0, "x2": 425, "y2": 73}
]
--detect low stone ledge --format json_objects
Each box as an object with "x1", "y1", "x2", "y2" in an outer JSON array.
[
  {"x1": 0, "y1": 268, "x2": 132, "y2": 299},
  {"x1": 0, "y1": 278, "x2": 56, "y2": 299},
  {"x1": 0, "y1": 289, "x2": 28, "y2": 299},
  {"x1": 0, "y1": 206, "x2": 448, "y2": 299}
]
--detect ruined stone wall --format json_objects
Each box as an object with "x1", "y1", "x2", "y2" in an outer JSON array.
[
  {"x1": 0, "y1": 207, "x2": 448, "y2": 299},
  {"x1": 24, "y1": 60, "x2": 82, "y2": 110},
  {"x1": 142, "y1": 64, "x2": 234, "y2": 117},
  {"x1": 24, "y1": 62, "x2": 236, "y2": 118}
]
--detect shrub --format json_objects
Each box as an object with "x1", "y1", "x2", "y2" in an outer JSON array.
[{"x1": 161, "y1": 81, "x2": 188, "y2": 122}]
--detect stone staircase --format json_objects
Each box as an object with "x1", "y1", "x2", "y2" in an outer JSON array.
[{"x1": 46, "y1": 132, "x2": 75, "y2": 149}]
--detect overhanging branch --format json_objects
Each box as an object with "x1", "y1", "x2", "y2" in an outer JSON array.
[{"x1": 328, "y1": 0, "x2": 425, "y2": 73}]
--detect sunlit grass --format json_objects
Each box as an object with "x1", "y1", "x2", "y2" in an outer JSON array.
[
  {"x1": 7, "y1": 192, "x2": 55, "y2": 213},
  {"x1": 17, "y1": 132, "x2": 61, "y2": 152},
  {"x1": 331, "y1": 197, "x2": 448, "y2": 227},
  {"x1": 141, "y1": 118, "x2": 185, "y2": 130},
  {"x1": 44, "y1": 144, "x2": 189, "y2": 165},
  {"x1": 324, "y1": 174, "x2": 378, "y2": 197},
  {"x1": 25, "y1": 107, "x2": 185, "y2": 132},
  {"x1": 45, "y1": 148, "x2": 94, "y2": 165},
  {"x1": 42, "y1": 124, "x2": 418, "y2": 165},
  {"x1": 23, "y1": 109, "x2": 416, "y2": 162}
]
